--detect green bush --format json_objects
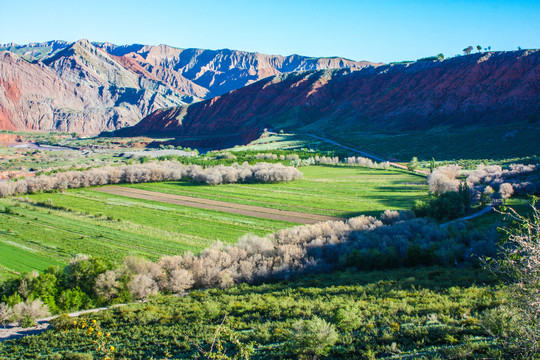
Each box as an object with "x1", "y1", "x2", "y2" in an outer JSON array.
[
  {"x1": 288, "y1": 316, "x2": 339, "y2": 359},
  {"x1": 413, "y1": 191, "x2": 466, "y2": 221}
]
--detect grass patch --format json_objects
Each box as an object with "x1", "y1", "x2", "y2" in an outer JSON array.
[
  {"x1": 325, "y1": 123, "x2": 540, "y2": 162},
  {"x1": 0, "y1": 240, "x2": 63, "y2": 274},
  {"x1": 0, "y1": 188, "x2": 293, "y2": 271},
  {"x1": 126, "y1": 165, "x2": 428, "y2": 218}
]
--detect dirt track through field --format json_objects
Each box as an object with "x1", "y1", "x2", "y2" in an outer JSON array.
[{"x1": 94, "y1": 186, "x2": 344, "y2": 224}]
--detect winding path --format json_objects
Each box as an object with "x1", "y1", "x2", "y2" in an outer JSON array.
[
  {"x1": 0, "y1": 304, "x2": 128, "y2": 342},
  {"x1": 307, "y1": 134, "x2": 429, "y2": 175},
  {"x1": 440, "y1": 206, "x2": 494, "y2": 227}
]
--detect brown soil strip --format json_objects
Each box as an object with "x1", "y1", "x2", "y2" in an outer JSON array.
[{"x1": 94, "y1": 186, "x2": 344, "y2": 224}]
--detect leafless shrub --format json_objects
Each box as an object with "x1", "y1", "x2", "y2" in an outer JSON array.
[
  {"x1": 0, "y1": 161, "x2": 301, "y2": 196},
  {"x1": 0, "y1": 303, "x2": 12, "y2": 327},
  {"x1": 499, "y1": 183, "x2": 514, "y2": 199},
  {"x1": 94, "y1": 270, "x2": 122, "y2": 301},
  {"x1": 11, "y1": 299, "x2": 50, "y2": 327},
  {"x1": 255, "y1": 153, "x2": 278, "y2": 160},
  {"x1": 380, "y1": 210, "x2": 416, "y2": 225},
  {"x1": 157, "y1": 256, "x2": 194, "y2": 294},
  {"x1": 428, "y1": 165, "x2": 462, "y2": 195},
  {"x1": 482, "y1": 204, "x2": 540, "y2": 357},
  {"x1": 467, "y1": 163, "x2": 539, "y2": 199},
  {"x1": 127, "y1": 274, "x2": 159, "y2": 300}
]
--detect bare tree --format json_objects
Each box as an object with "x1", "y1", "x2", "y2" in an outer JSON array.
[
  {"x1": 11, "y1": 299, "x2": 50, "y2": 327},
  {"x1": 483, "y1": 203, "x2": 540, "y2": 357},
  {"x1": 0, "y1": 303, "x2": 12, "y2": 328}
]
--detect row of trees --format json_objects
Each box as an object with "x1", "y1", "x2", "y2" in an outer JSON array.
[
  {"x1": 427, "y1": 163, "x2": 539, "y2": 206},
  {"x1": 463, "y1": 45, "x2": 491, "y2": 55},
  {"x1": 0, "y1": 161, "x2": 303, "y2": 197},
  {"x1": 292, "y1": 155, "x2": 390, "y2": 169},
  {"x1": 1, "y1": 209, "x2": 499, "y2": 323}
]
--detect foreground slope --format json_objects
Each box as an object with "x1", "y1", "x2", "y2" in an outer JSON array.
[{"x1": 112, "y1": 50, "x2": 540, "y2": 152}]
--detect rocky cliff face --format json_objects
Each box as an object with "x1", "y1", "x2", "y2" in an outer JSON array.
[
  {"x1": 0, "y1": 40, "x2": 196, "y2": 134},
  {"x1": 112, "y1": 50, "x2": 540, "y2": 148},
  {"x1": 97, "y1": 43, "x2": 377, "y2": 98},
  {"x1": 0, "y1": 40, "x2": 377, "y2": 133}
]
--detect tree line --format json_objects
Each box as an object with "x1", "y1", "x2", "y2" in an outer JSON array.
[{"x1": 0, "y1": 161, "x2": 303, "y2": 197}]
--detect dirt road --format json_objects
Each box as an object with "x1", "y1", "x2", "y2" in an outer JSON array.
[
  {"x1": 94, "y1": 186, "x2": 344, "y2": 224},
  {"x1": 307, "y1": 134, "x2": 429, "y2": 175}
]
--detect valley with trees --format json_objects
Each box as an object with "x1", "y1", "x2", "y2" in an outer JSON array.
[{"x1": 0, "y1": 1, "x2": 539, "y2": 358}]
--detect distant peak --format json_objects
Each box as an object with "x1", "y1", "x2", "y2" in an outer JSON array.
[{"x1": 74, "y1": 39, "x2": 92, "y2": 47}]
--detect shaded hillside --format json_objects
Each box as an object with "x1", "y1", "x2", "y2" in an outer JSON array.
[{"x1": 111, "y1": 50, "x2": 540, "y2": 152}]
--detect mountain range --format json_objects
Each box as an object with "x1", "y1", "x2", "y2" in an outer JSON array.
[
  {"x1": 111, "y1": 50, "x2": 540, "y2": 149},
  {"x1": 0, "y1": 40, "x2": 376, "y2": 133}
]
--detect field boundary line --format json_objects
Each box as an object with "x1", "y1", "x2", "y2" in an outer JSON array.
[{"x1": 94, "y1": 186, "x2": 345, "y2": 224}]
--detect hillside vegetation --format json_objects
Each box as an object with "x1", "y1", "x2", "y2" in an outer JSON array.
[{"x1": 0, "y1": 268, "x2": 504, "y2": 359}]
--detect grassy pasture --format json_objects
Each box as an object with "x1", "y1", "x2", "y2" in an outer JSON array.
[
  {"x1": 0, "y1": 165, "x2": 428, "y2": 275},
  {"x1": 326, "y1": 123, "x2": 540, "y2": 162},
  {"x1": 127, "y1": 165, "x2": 428, "y2": 218},
  {"x1": 0, "y1": 192, "x2": 292, "y2": 274}
]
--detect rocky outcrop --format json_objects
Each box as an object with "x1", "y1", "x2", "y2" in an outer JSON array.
[{"x1": 111, "y1": 50, "x2": 540, "y2": 148}]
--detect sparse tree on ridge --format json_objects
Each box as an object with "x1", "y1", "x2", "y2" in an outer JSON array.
[
  {"x1": 477, "y1": 45, "x2": 482, "y2": 52},
  {"x1": 437, "y1": 53, "x2": 444, "y2": 61},
  {"x1": 463, "y1": 46, "x2": 473, "y2": 55}
]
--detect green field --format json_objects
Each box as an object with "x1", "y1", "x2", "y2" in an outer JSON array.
[
  {"x1": 0, "y1": 191, "x2": 293, "y2": 275},
  {"x1": 0, "y1": 166, "x2": 428, "y2": 276},
  {"x1": 127, "y1": 165, "x2": 428, "y2": 218},
  {"x1": 326, "y1": 123, "x2": 540, "y2": 162}
]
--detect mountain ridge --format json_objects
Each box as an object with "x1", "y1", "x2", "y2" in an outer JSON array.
[
  {"x1": 109, "y1": 50, "x2": 540, "y2": 149},
  {"x1": 0, "y1": 40, "x2": 378, "y2": 133}
]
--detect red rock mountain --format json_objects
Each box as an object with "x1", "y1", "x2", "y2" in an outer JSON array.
[
  {"x1": 111, "y1": 50, "x2": 540, "y2": 149},
  {"x1": 0, "y1": 40, "x2": 196, "y2": 133},
  {"x1": 0, "y1": 40, "x2": 376, "y2": 133},
  {"x1": 97, "y1": 43, "x2": 377, "y2": 98}
]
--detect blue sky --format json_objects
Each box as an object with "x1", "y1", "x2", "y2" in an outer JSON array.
[{"x1": 1, "y1": 0, "x2": 539, "y2": 63}]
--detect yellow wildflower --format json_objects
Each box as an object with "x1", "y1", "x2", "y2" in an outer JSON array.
[
  {"x1": 98, "y1": 331, "x2": 102, "y2": 336},
  {"x1": 92, "y1": 319, "x2": 96, "y2": 324},
  {"x1": 110, "y1": 346, "x2": 115, "y2": 351}
]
